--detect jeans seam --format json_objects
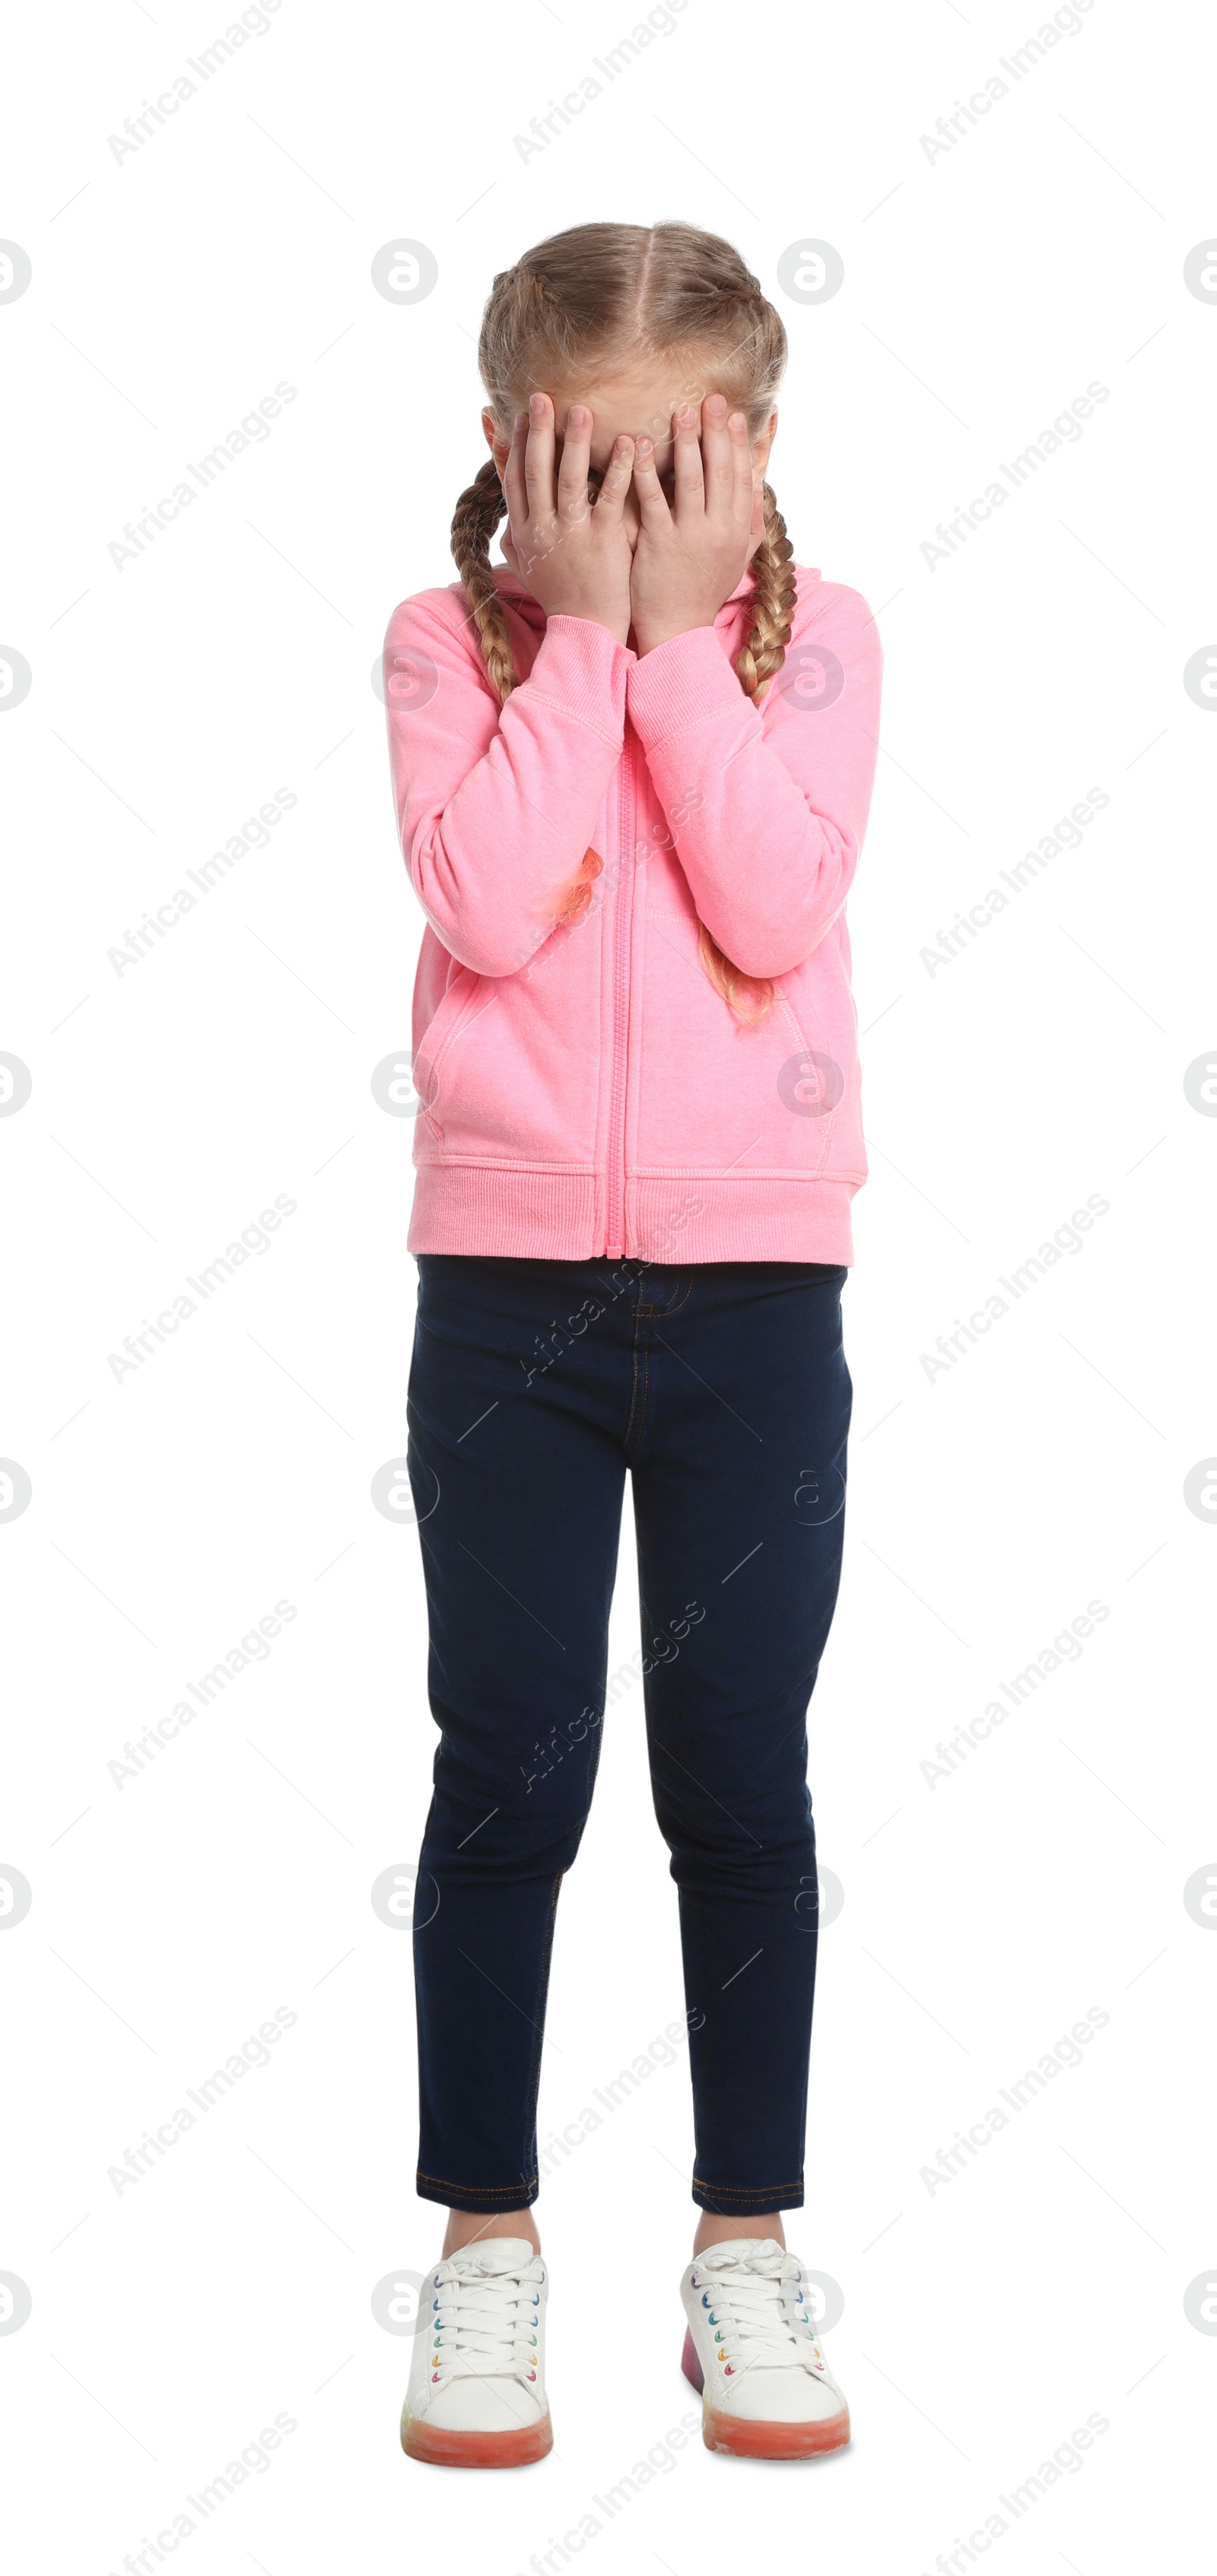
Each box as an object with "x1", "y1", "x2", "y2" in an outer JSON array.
[
  {"x1": 691, "y1": 2176, "x2": 805, "y2": 2196},
  {"x1": 625, "y1": 1305, "x2": 651, "y2": 1455},
  {"x1": 416, "y1": 2171, "x2": 539, "y2": 2194},
  {"x1": 522, "y1": 1871, "x2": 563, "y2": 2158}
]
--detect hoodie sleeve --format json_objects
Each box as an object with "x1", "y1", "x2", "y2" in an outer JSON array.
[
  {"x1": 383, "y1": 591, "x2": 631, "y2": 978},
  {"x1": 624, "y1": 584, "x2": 882, "y2": 980}
]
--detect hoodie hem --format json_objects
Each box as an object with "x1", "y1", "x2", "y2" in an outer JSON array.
[{"x1": 408, "y1": 1166, "x2": 856, "y2": 1264}]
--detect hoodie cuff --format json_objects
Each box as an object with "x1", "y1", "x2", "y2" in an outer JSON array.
[
  {"x1": 525, "y1": 615, "x2": 632, "y2": 745},
  {"x1": 625, "y1": 623, "x2": 750, "y2": 750}
]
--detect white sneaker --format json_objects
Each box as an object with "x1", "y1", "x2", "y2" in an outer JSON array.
[
  {"x1": 401, "y1": 2237, "x2": 552, "y2": 2468},
  {"x1": 680, "y1": 2238, "x2": 850, "y2": 2458}
]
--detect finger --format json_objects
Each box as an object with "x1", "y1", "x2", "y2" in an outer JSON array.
[
  {"x1": 729, "y1": 409, "x2": 755, "y2": 530},
  {"x1": 671, "y1": 403, "x2": 705, "y2": 519},
  {"x1": 524, "y1": 391, "x2": 555, "y2": 519},
  {"x1": 556, "y1": 402, "x2": 592, "y2": 523},
  {"x1": 630, "y1": 434, "x2": 671, "y2": 527},
  {"x1": 700, "y1": 392, "x2": 733, "y2": 516},
  {"x1": 591, "y1": 432, "x2": 636, "y2": 528},
  {"x1": 504, "y1": 409, "x2": 529, "y2": 533}
]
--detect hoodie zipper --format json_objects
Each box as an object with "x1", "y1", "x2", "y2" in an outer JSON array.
[{"x1": 605, "y1": 728, "x2": 634, "y2": 1258}]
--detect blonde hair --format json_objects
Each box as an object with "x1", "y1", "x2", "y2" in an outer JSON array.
[{"x1": 450, "y1": 221, "x2": 797, "y2": 1022}]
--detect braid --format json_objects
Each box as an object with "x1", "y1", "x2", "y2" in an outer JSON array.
[
  {"x1": 736, "y1": 485, "x2": 796, "y2": 704},
  {"x1": 450, "y1": 458, "x2": 520, "y2": 704}
]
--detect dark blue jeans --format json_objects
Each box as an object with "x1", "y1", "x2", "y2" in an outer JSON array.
[{"x1": 407, "y1": 1254, "x2": 851, "y2": 2216}]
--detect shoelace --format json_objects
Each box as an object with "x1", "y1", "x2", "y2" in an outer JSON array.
[
  {"x1": 426, "y1": 2247, "x2": 545, "y2": 2387},
  {"x1": 691, "y1": 2240, "x2": 828, "y2": 2379}
]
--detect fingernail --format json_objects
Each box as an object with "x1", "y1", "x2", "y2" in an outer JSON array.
[
  {"x1": 567, "y1": 405, "x2": 588, "y2": 428},
  {"x1": 676, "y1": 403, "x2": 697, "y2": 427},
  {"x1": 729, "y1": 411, "x2": 748, "y2": 433},
  {"x1": 529, "y1": 393, "x2": 545, "y2": 418},
  {"x1": 514, "y1": 410, "x2": 529, "y2": 432},
  {"x1": 636, "y1": 435, "x2": 653, "y2": 458},
  {"x1": 707, "y1": 394, "x2": 727, "y2": 417}
]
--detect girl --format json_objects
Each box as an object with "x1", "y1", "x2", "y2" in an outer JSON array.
[{"x1": 384, "y1": 221, "x2": 882, "y2": 2467}]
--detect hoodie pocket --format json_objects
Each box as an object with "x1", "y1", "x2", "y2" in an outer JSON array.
[
  {"x1": 634, "y1": 908, "x2": 852, "y2": 1178},
  {"x1": 415, "y1": 930, "x2": 604, "y2": 1166},
  {"x1": 413, "y1": 965, "x2": 485, "y2": 1148}
]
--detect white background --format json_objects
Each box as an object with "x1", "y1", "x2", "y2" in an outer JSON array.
[{"x1": 2, "y1": 0, "x2": 1215, "y2": 2568}]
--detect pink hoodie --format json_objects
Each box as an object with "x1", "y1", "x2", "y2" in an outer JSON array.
[{"x1": 383, "y1": 563, "x2": 882, "y2": 1264}]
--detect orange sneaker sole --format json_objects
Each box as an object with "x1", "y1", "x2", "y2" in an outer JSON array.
[
  {"x1": 400, "y1": 2403, "x2": 553, "y2": 2468},
  {"x1": 682, "y1": 2326, "x2": 850, "y2": 2459}
]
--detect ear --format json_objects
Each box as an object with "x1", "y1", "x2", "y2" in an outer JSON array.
[{"x1": 483, "y1": 405, "x2": 510, "y2": 485}]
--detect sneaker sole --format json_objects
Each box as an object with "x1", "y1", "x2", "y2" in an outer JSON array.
[
  {"x1": 681, "y1": 2326, "x2": 850, "y2": 2459},
  {"x1": 400, "y1": 2402, "x2": 553, "y2": 2469}
]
